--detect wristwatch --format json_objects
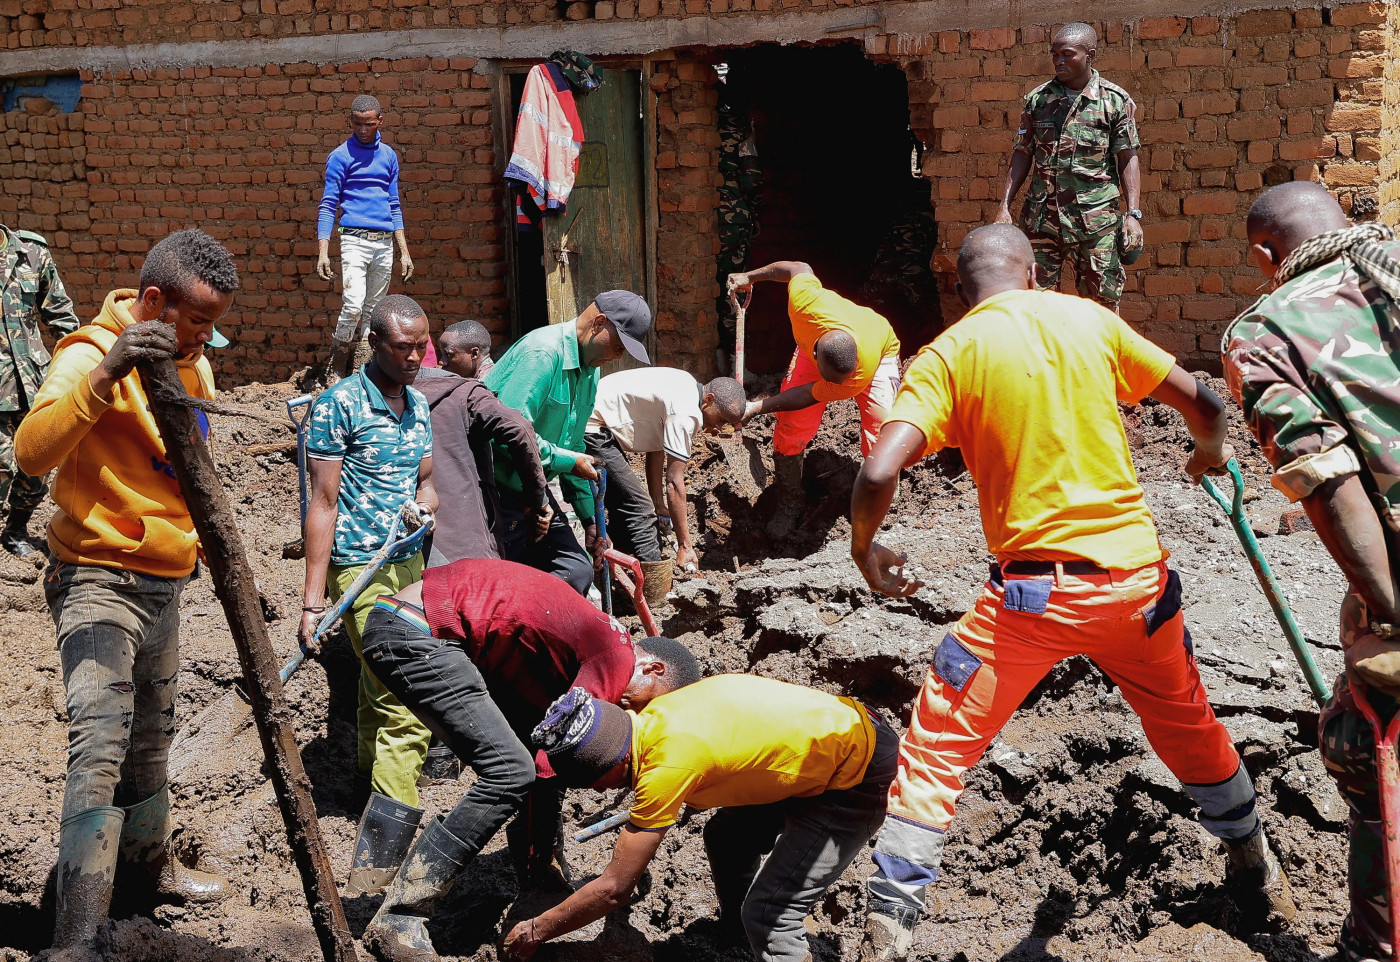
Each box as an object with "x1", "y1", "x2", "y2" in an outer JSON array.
[
  {"x1": 1126, "y1": 209, "x2": 1143, "y2": 220},
  {"x1": 1370, "y1": 619, "x2": 1400, "y2": 640}
]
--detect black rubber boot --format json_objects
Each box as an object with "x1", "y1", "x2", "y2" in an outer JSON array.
[
  {"x1": 858, "y1": 901, "x2": 920, "y2": 962},
  {"x1": 325, "y1": 337, "x2": 354, "y2": 386},
  {"x1": 345, "y1": 791, "x2": 425, "y2": 897},
  {"x1": 0, "y1": 507, "x2": 39, "y2": 560},
  {"x1": 1225, "y1": 824, "x2": 1296, "y2": 929},
  {"x1": 765, "y1": 452, "x2": 805, "y2": 538},
  {"x1": 52, "y1": 806, "x2": 124, "y2": 950},
  {"x1": 362, "y1": 815, "x2": 474, "y2": 962},
  {"x1": 119, "y1": 783, "x2": 230, "y2": 906}
]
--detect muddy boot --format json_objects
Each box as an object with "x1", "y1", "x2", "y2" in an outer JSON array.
[
  {"x1": 765, "y1": 452, "x2": 804, "y2": 538},
  {"x1": 0, "y1": 507, "x2": 39, "y2": 560},
  {"x1": 346, "y1": 792, "x2": 425, "y2": 897},
  {"x1": 418, "y1": 740, "x2": 462, "y2": 786},
  {"x1": 120, "y1": 783, "x2": 230, "y2": 905},
  {"x1": 640, "y1": 559, "x2": 673, "y2": 612},
  {"x1": 858, "y1": 903, "x2": 919, "y2": 962},
  {"x1": 325, "y1": 337, "x2": 354, "y2": 386},
  {"x1": 52, "y1": 806, "x2": 124, "y2": 950},
  {"x1": 363, "y1": 815, "x2": 473, "y2": 962},
  {"x1": 1224, "y1": 825, "x2": 1296, "y2": 928}
]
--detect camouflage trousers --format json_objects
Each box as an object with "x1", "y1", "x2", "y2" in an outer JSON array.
[
  {"x1": 0, "y1": 410, "x2": 47, "y2": 514},
  {"x1": 1028, "y1": 224, "x2": 1125, "y2": 309},
  {"x1": 1321, "y1": 591, "x2": 1395, "y2": 962}
]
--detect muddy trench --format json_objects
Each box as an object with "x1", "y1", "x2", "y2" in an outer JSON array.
[{"x1": 0, "y1": 375, "x2": 1354, "y2": 962}]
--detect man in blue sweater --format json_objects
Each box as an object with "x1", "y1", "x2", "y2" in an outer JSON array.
[{"x1": 317, "y1": 95, "x2": 415, "y2": 382}]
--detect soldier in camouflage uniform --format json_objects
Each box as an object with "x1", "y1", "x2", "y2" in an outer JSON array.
[
  {"x1": 714, "y1": 75, "x2": 761, "y2": 372},
  {"x1": 996, "y1": 22, "x2": 1142, "y2": 311},
  {"x1": 1224, "y1": 181, "x2": 1400, "y2": 962},
  {"x1": 0, "y1": 223, "x2": 78, "y2": 558}
]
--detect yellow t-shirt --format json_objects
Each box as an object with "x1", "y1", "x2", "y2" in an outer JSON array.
[
  {"x1": 889, "y1": 288, "x2": 1174, "y2": 570},
  {"x1": 789, "y1": 272, "x2": 900, "y2": 403},
  {"x1": 627, "y1": 674, "x2": 876, "y2": 831}
]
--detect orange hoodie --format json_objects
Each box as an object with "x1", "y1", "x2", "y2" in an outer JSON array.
[{"x1": 14, "y1": 290, "x2": 215, "y2": 578}]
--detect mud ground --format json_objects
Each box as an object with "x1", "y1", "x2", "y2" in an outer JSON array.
[{"x1": 0, "y1": 374, "x2": 1354, "y2": 962}]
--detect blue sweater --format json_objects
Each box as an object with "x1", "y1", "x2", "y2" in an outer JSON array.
[{"x1": 317, "y1": 134, "x2": 404, "y2": 239}]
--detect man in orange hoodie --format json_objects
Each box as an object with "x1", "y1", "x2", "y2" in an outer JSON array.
[{"x1": 15, "y1": 229, "x2": 240, "y2": 951}]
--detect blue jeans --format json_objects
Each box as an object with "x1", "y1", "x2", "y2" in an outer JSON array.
[
  {"x1": 46, "y1": 560, "x2": 188, "y2": 822},
  {"x1": 498, "y1": 486, "x2": 593, "y2": 596}
]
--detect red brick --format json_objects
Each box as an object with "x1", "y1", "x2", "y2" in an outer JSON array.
[
  {"x1": 1137, "y1": 16, "x2": 1186, "y2": 38},
  {"x1": 1182, "y1": 193, "x2": 1237, "y2": 215},
  {"x1": 1235, "y1": 9, "x2": 1293, "y2": 36},
  {"x1": 1331, "y1": 2, "x2": 1386, "y2": 26}
]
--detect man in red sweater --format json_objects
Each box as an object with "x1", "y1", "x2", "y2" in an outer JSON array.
[{"x1": 352, "y1": 558, "x2": 700, "y2": 962}]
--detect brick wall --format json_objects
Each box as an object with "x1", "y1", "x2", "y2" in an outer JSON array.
[
  {"x1": 1380, "y1": 1, "x2": 1400, "y2": 222},
  {"x1": 874, "y1": 0, "x2": 1389, "y2": 364},
  {"x1": 2, "y1": 58, "x2": 510, "y2": 382},
  {"x1": 652, "y1": 53, "x2": 722, "y2": 378}
]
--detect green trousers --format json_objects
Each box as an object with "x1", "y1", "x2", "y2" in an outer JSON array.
[{"x1": 330, "y1": 555, "x2": 429, "y2": 807}]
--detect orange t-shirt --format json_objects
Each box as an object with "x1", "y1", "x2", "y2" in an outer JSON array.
[
  {"x1": 788, "y1": 272, "x2": 900, "y2": 402},
  {"x1": 888, "y1": 288, "x2": 1174, "y2": 570}
]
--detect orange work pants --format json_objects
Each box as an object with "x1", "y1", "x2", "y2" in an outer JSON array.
[
  {"x1": 868, "y1": 561, "x2": 1256, "y2": 914},
  {"x1": 772, "y1": 349, "x2": 900, "y2": 458}
]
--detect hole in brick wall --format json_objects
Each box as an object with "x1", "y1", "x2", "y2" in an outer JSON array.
[
  {"x1": 718, "y1": 42, "x2": 937, "y2": 374},
  {"x1": 0, "y1": 74, "x2": 82, "y2": 115}
]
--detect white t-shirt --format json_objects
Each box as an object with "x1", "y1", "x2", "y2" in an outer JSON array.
[{"x1": 587, "y1": 367, "x2": 703, "y2": 461}]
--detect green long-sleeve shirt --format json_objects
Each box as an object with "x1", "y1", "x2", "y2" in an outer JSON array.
[{"x1": 484, "y1": 321, "x2": 598, "y2": 522}]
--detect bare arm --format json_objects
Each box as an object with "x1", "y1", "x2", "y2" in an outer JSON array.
[
  {"x1": 997, "y1": 150, "x2": 1033, "y2": 222},
  {"x1": 300, "y1": 457, "x2": 343, "y2": 649},
  {"x1": 395, "y1": 228, "x2": 414, "y2": 281},
  {"x1": 745, "y1": 381, "x2": 820, "y2": 422},
  {"x1": 1147, "y1": 366, "x2": 1231, "y2": 480},
  {"x1": 500, "y1": 826, "x2": 665, "y2": 959},
  {"x1": 725, "y1": 260, "x2": 813, "y2": 297},
  {"x1": 645, "y1": 450, "x2": 665, "y2": 516},
  {"x1": 415, "y1": 454, "x2": 438, "y2": 515},
  {"x1": 664, "y1": 456, "x2": 697, "y2": 570},
  {"x1": 1303, "y1": 475, "x2": 1400, "y2": 623},
  {"x1": 850, "y1": 421, "x2": 927, "y2": 597},
  {"x1": 1116, "y1": 148, "x2": 1141, "y2": 212}
]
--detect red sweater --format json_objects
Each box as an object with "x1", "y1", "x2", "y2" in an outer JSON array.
[{"x1": 421, "y1": 558, "x2": 635, "y2": 712}]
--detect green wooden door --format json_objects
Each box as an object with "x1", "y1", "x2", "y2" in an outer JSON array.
[{"x1": 543, "y1": 67, "x2": 650, "y2": 369}]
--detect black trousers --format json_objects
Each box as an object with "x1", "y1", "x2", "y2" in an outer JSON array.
[
  {"x1": 361, "y1": 606, "x2": 536, "y2": 854},
  {"x1": 584, "y1": 433, "x2": 663, "y2": 563},
  {"x1": 498, "y1": 486, "x2": 593, "y2": 595}
]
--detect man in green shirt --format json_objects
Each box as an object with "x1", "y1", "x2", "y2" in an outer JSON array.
[{"x1": 483, "y1": 290, "x2": 651, "y2": 595}]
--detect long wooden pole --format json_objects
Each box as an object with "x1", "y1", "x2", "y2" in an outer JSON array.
[{"x1": 139, "y1": 358, "x2": 356, "y2": 962}]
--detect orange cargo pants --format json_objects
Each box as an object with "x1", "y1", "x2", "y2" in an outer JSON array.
[
  {"x1": 772, "y1": 349, "x2": 900, "y2": 457},
  {"x1": 868, "y1": 560, "x2": 1257, "y2": 914}
]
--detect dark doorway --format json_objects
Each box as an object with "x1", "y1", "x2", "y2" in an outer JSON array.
[{"x1": 720, "y1": 43, "x2": 936, "y2": 375}]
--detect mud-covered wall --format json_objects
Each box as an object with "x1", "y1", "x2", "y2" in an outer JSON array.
[
  {"x1": 1380, "y1": 2, "x2": 1400, "y2": 224},
  {"x1": 875, "y1": 1, "x2": 1389, "y2": 363}
]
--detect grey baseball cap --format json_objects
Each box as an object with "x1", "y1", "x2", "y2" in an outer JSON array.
[{"x1": 594, "y1": 290, "x2": 651, "y2": 364}]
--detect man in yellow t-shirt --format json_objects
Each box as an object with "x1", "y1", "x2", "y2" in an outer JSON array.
[
  {"x1": 500, "y1": 675, "x2": 900, "y2": 962},
  {"x1": 727, "y1": 262, "x2": 900, "y2": 520},
  {"x1": 846, "y1": 224, "x2": 1294, "y2": 961}
]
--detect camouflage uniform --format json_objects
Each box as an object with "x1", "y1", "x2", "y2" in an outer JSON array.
[
  {"x1": 715, "y1": 98, "x2": 761, "y2": 350},
  {"x1": 1013, "y1": 70, "x2": 1139, "y2": 308},
  {"x1": 0, "y1": 225, "x2": 78, "y2": 514},
  {"x1": 1224, "y1": 240, "x2": 1400, "y2": 962}
]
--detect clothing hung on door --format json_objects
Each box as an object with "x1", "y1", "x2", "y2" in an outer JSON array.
[{"x1": 505, "y1": 63, "x2": 584, "y2": 229}]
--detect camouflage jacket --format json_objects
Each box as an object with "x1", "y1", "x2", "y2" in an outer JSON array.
[
  {"x1": 0, "y1": 226, "x2": 78, "y2": 413},
  {"x1": 1014, "y1": 70, "x2": 1140, "y2": 240},
  {"x1": 1223, "y1": 242, "x2": 1400, "y2": 532},
  {"x1": 717, "y1": 100, "x2": 760, "y2": 222}
]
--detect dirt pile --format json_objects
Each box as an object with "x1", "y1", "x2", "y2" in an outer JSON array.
[{"x1": 0, "y1": 383, "x2": 1355, "y2": 962}]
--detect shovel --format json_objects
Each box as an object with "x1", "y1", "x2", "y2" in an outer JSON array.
[
  {"x1": 281, "y1": 394, "x2": 314, "y2": 560},
  {"x1": 169, "y1": 504, "x2": 432, "y2": 779},
  {"x1": 592, "y1": 471, "x2": 613, "y2": 616},
  {"x1": 1199, "y1": 458, "x2": 1329, "y2": 706},
  {"x1": 718, "y1": 287, "x2": 767, "y2": 498}
]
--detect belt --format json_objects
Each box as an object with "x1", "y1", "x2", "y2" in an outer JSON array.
[
  {"x1": 1000, "y1": 560, "x2": 1109, "y2": 576},
  {"x1": 340, "y1": 227, "x2": 393, "y2": 240},
  {"x1": 372, "y1": 596, "x2": 431, "y2": 633}
]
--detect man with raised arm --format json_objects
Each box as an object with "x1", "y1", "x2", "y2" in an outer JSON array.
[{"x1": 848, "y1": 223, "x2": 1293, "y2": 961}]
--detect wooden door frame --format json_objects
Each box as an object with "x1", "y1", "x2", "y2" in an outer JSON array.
[{"x1": 492, "y1": 56, "x2": 659, "y2": 359}]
